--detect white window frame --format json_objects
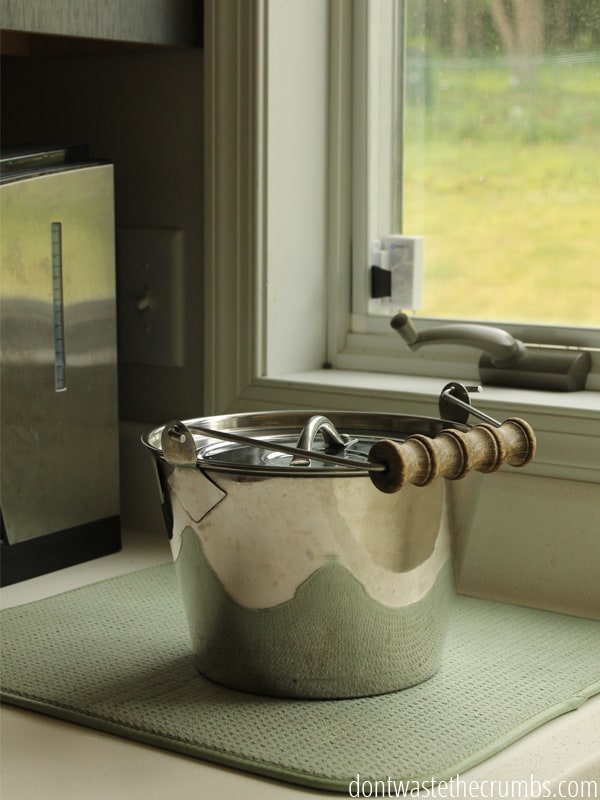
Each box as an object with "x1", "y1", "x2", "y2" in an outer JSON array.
[
  {"x1": 346, "y1": 1, "x2": 600, "y2": 375},
  {"x1": 204, "y1": 0, "x2": 600, "y2": 485}
]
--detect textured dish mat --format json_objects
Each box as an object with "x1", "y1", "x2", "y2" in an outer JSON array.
[{"x1": 1, "y1": 564, "x2": 599, "y2": 793}]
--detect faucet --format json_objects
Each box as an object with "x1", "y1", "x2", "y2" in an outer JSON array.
[{"x1": 390, "y1": 312, "x2": 591, "y2": 392}]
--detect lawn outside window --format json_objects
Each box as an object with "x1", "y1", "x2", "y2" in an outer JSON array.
[{"x1": 204, "y1": 0, "x2": 600, "y2": 486}]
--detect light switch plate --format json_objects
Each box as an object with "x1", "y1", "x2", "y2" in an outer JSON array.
[{"x1": 116, "y1": 227, "x2": 184, "y2": 367}]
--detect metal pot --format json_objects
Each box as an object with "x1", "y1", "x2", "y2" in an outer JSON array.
[{"x1": 142, "y1": 386, "x2": 535, "y2": 699}]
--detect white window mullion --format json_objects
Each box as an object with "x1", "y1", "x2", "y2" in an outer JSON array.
[
  {"x1": 326, "y1": 0, "x2": 353, "y2": 366},
  {"x1": 351, "y1": 0, "x2": 406, "y2": 327}
]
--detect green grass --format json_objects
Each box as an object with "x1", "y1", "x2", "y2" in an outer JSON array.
[{"x1": 401, "y1": 58, "x2": 600, "y2": 326}]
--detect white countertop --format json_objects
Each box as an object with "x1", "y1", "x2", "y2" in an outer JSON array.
[{"x1": 1, "y1": 529, "x2": 599, "y2": 799}]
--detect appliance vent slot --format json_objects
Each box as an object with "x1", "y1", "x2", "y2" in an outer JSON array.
[{"x1": 51, "y1": 222, "x2": 66, "y2": 391}]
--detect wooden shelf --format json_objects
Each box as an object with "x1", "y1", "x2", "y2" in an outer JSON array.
[
  {"x1": 0, "y1": 30, "x2": 174, "y2": 57},
  {"x1": 0, "y1": 0, "x2": 202, "y2": 54}
]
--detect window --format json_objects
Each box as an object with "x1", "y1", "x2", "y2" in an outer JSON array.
[
  {"x1": 350, "y1": 0, "x2": 600, "y2": 350},
  {"x1": 401, "y1": 0, "x2": 600, "y2": 328},
  {"x1": 204, "y1": 0, "x2": 599, "y2": 485}
]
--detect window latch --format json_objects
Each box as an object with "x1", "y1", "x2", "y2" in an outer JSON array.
[{"x1": 369, "y1": 236, "x2": 423, "y2": 312}]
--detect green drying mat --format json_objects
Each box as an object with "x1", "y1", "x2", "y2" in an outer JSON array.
[{"x1": 1, "y1": 563, "x2": 599, "y2": 793}]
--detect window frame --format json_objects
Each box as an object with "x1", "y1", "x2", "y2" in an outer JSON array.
[
  {"x1": 204, "y1": 0, "x2": 600, "y2": 485},
  {"x1": 348, "y1": 0, "x2": 600, "y2": 367}
]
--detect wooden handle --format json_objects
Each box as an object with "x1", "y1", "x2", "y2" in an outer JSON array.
[{"x1": 368, "y1": 417, "x2": 536, "y2": 494}]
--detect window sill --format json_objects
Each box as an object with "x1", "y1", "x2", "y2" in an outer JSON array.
[{"x1": 238, "y1": 370, "x2": 600, "y2": 484}]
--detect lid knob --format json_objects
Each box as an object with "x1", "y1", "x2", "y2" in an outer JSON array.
[{"x1": 290, "y1": 415, "x2": 352, "y2": 466}]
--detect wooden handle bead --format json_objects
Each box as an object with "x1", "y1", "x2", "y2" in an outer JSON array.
[
  {"x1": 369, "y1": 417, "x2": 536, "y2": 494},
  {"x1": 495, "y1": 417, "x2": 536, "y2": 466},
  {"x1": 439, "y1": 425, "x2": 506, "y2": 476},
  {"x1": 368, "y1": 435, "x2": 439, "y2": 493}
]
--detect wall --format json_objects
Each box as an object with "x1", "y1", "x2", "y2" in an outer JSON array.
[{"x1": 454, "y1": 472, "x2": 600, "y2": 619}]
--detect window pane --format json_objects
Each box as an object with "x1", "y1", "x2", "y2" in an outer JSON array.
[{"x1": 403, "y1": 0, "x2": 600, "y2": 327}]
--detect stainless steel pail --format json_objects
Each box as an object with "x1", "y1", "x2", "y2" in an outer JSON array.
[{"x1": 142, "y1": 406, "x2": 535, "y2": 699}]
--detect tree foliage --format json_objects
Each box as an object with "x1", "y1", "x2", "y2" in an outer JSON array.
[{"x1": 407, "y1": 0, "x2": 600, "y2": 58}]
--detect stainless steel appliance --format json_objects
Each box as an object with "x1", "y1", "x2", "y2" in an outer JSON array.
[{"x1": 0, "y1": 146, "x2": 121, "y2": 585}]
